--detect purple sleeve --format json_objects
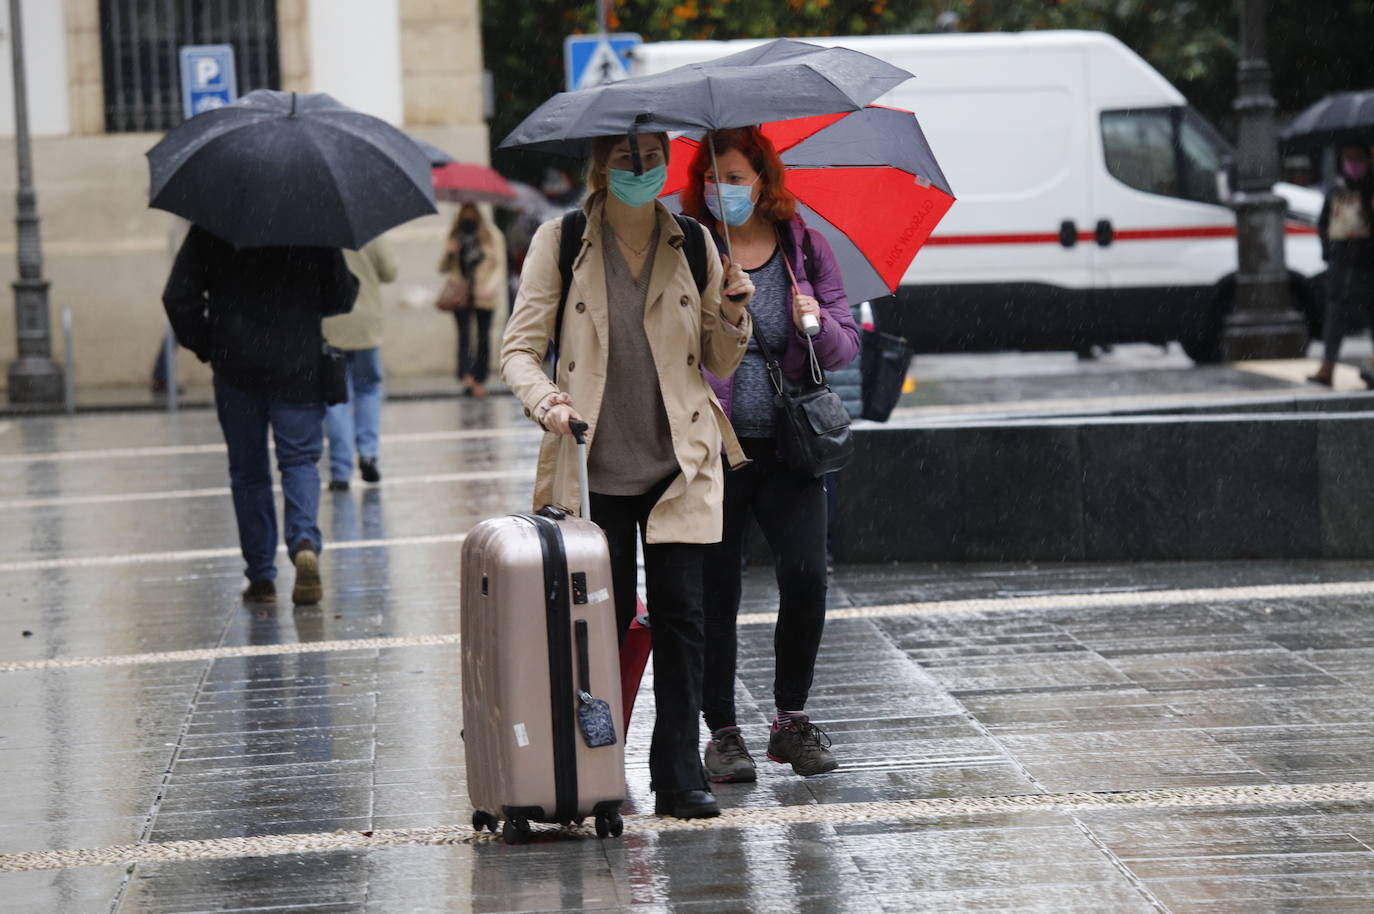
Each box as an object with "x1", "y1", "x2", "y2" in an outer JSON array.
[{"x1": 781, "y1": 228, "x2": 859, "y2": 378}]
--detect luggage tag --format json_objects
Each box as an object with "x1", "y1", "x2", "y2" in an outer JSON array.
[
  {"x1": 577, "y1": 690, "x2": 617, "y2": 748},
  {"x1": 575, "y1": 619, "x2": 618, "y2": 748}
]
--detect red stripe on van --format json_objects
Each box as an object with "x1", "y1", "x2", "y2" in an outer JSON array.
[{"x1": 925, "y1": 224, "x2": 1318, "y2": 246}]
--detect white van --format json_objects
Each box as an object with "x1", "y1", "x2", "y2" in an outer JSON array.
[{"x1": 631, "y1": 31, "x2": 1325, "y2": 362}]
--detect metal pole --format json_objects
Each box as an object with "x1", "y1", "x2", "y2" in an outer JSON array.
[
  {"x1": 596, "y1": 0, "x2": 608, "y2": 35},
  {"x1": 61, "y1": 305, "x2": 73, "y2": 415},
  {"x1": 708, "y1": 139, "x2": 734, "y2": 261},
  {"x1": 163, "y1": 320, "x2": 178, "y2": 412},
  {"x1": 6, "y1": 0, "x2": 63, "y2": 404},
  {"x1": 1222, "y1": 0, "x2": 1307, "y2": 361}
]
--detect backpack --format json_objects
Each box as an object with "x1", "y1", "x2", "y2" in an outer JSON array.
[{"x1": 552, "y1": 210, "x2": 710, "y2": 361}]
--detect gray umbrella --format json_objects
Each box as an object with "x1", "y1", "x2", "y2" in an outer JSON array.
[
  {"x1": 1281, "y1": 90, "x2": 1374, "y2": 149},
  {"x1": 498, "y1": 38, "x2": 912, "y2": 155}
]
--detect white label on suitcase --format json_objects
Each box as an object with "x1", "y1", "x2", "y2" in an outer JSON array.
[
  {"x1": 513, "y1": 722, "x2": 529, "y2": 747},
  {"x1": 588, "y1": 588, "x2": 610, "y2": 605}
]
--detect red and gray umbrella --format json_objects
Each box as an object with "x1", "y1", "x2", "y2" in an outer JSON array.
[
  {"x1": 661, "y1": 106, "x2": 955, "y2": 304},
  {"x1": 431, "y1": 162, "x2": 517, "y2": 205}
]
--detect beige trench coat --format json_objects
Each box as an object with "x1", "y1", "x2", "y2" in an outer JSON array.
[{"x1": 500, "y1": 197, "x2": 751, "y2": 544}]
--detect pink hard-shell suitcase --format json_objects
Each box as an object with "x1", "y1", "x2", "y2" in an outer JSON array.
[{"x1": 461, "y1": 421, "x2": 626, "y2": 844}]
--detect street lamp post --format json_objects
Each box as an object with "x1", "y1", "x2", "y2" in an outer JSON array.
[
  {"x1": 6, "y1": 0, "x2": 62, "y2": 404},
  {"x1": 1222, "y1": 0, "x2": 1308, "y2": 361}
]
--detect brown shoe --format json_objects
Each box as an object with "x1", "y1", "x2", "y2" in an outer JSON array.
[
  {"x1": 242, "y1": 579, "x2": 276, "y2": 604},
  {"x1": 291, "y1": 543, "x2": 322, "y2": 605}
]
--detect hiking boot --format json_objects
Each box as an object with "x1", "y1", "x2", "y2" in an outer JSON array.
[
  {"x1": 242, "y1": 579, "x2": 276, "y2": 604},
  {"x1": 358, "y1": 457, "x2": 381, "y2": 484},
  {"x1": 653, "y1": 789, "x2": 720, "y2": 819},
  {"x1": 291, "y1": 542, "x2": 322, "y2": 605},
  {"x1": 704, "y1": 726, "x2": 757, "y2": 783},
  {"x1": 767, "y1": 714, "x2": 839, "y2": 777}
]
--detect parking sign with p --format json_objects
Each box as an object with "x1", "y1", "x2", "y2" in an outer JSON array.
[{"x1": 179, "y1": 45, "x2": 238, "y2": 119}]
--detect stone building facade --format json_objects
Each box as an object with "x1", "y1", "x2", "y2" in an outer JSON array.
[{"x1": 0, "y1": 0, "x2": 488, "y2": 392}]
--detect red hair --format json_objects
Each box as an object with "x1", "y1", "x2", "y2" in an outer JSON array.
[{"x1": 680, "y1": 127, "x2": 796, "y2": 227}]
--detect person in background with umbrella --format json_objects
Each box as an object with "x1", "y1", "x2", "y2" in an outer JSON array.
[
  {"x1": 163, "y1": 228, "x2": 359, "y2": 605},
  {"x1": 150, "y1": 90, "x2": 434, "y2": 606},
  {"x1": 501, "y1": 132, "x2": 755, "y2": 819},
  {"x1": 441, "y1": 203, "x2": 507, "y2": 397},
  {"x1": 1308, "y1": 144, "x2": 1374, "y2": 387},
  {"x1": 324, "y1": 236, "x2": 398, "y2": 490},
  {"x1": 682, "y1": 126, "x2": 859, "y2": 784}
]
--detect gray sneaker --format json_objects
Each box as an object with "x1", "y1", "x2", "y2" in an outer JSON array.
[
  {"x1": 767, "y1": 715, "x2": 839, "y2": 777},
  {"x1": 704, "y1": 726, "x2": 757, "y2": 783}
]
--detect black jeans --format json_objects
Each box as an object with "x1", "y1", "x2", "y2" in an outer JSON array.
[
  {"x1": 702, "y1": 437, "x2": 829, "y2": 732},
  {"x1": 1322, "y1": 244, "x2": 1374, "y2": 362},
  {"x1": 589, "y1": 475, "x2": 709, "y2": 795},
  {"x1": 454, "y1": 307, "x2": 493, "y2": 382}
]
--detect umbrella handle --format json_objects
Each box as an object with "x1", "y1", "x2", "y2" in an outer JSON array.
[{"x1": 708, "y1": 139, "x2": 750, "y2": 304}]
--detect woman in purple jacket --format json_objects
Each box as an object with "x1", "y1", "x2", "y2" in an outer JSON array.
[{"x1": 681, "y1": 126, "x2": 860, "y2": 783}]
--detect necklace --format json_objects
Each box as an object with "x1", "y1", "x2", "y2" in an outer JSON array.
[{"x1": 609, "y1": 223, "x2": 656, "y2": 259}]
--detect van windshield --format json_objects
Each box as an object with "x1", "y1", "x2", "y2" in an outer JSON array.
[{"x1": 1101, "y1": 107, "x2": 1231, "y2": 204}]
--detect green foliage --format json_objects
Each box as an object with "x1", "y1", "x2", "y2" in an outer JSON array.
[{"x1": 482, "y1": 0, "x2": 1374, "y2": 181}]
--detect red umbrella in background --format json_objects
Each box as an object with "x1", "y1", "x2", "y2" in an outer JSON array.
[
  {"x1": 661, "y1": 105, "x2": 954, "y2": 304},
  {"x1": 431, "y1": 162, "x2": 517, "y2": 205}
]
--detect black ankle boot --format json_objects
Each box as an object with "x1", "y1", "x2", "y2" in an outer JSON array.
[{"x1": 654, "y1": 789, "x2": 720, "y2": 819}]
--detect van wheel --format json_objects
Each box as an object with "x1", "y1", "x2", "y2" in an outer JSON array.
[{"x1": 1182, "y1": 289, "x2": 1232, "y2": 364}]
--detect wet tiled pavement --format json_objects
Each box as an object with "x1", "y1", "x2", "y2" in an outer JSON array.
[{"x1": 3, "y1": 396, "x2": 1374, "y2": 912}]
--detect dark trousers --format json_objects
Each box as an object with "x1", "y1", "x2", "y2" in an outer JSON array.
[
  {"x1": 590, "y1": 476, "x2": 708, "y2": 794},
  {"x1": 213, "y1": 376, "x2": 325, "y2": 582},
  {"x1": 702, "y1": 437, "x2": 829, "y2": 732},
  {"x1": 454, "y1": 307, "x2": 493, "y2": 382},
  {"x1": 1322, "y1": 246, "x2": 1374, "y2": 362}
]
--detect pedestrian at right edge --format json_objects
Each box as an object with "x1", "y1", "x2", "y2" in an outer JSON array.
[
  {"x1": 682, "y1": 126, "x2": 860, "y2": 783},
  {"x1": 163, "y1": 225, "x2": 359, "y2": 606},
  {"x1": 501, "y1": 132, "x2": 755, "y2": 820},
  {"x1": 1309, "y1": 144, "x2": 1374, "y2": 387},
  {"x1": 324, "y1": 235, "x2": 398, "y2": 491}
]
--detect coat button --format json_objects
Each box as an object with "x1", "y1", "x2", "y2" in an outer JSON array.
[
  {"x1": 568, "y1": 361, "x2": 576, "y2": 372},
  {"x1": 524, "y1": 407, "x2": 531, "y2": 418},
  {"x1": 575, "y1": 301, "x2": 586, "y2": 313},
  {"x1": 680, "y1": 295, "x2": 690, "y2": 307},
  {"x1": 691, "y1": 411, "x2": 700, "y2": 422},
  {"x1": 686, "y1": 354, "x2": 695, "y2": 366}
]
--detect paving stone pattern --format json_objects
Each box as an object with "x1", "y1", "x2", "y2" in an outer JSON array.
[{"x1": 1, "y1": 401, "x2": 1373, "y2": 912}]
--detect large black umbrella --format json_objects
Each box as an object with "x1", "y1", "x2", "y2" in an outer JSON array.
[
  {"x1": 498, "y1": 38, "x2": 912, "y2": 156},
  {"x1": 1281, "y1": 89, "x2": 1374, "y2": 149},
  {"x1": 148, "y1": 90, "x2": 437, "y2": 249}
]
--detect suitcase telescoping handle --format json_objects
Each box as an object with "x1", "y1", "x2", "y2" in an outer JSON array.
[{"x1": 570, "y1": 419, "x2": 592, "y2": 520}]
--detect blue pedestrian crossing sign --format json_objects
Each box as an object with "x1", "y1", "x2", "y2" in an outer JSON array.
[
  {"x1": 565, "y1": 33, "x2": 641, "y2": 91},
  {"x1": 179, "y1": 44, "x2": 238, "y2": 119}
]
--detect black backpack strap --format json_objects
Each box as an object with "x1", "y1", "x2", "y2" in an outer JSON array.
[
  {"x1": 672, "y1": 213, "x2": 709, "y2": 295},
  {"x1": 554, "y1": 210, "x2": 586, "y2": 361}
]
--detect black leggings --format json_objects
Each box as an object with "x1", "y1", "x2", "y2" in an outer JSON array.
[
  {"x1": 589, "y1": 476, "x2": 709, "y2": 795},
  {"x1": 454, "y1": 307, "x2": 493, "y2": 382},
  {"x1": 702, "y1": 437, "x2": 828, "y2": 732},
  {"x1": 1321, "y1": 246, "x2": 1374, "y2": 362}
]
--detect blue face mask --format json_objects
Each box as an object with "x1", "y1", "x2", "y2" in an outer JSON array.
[
  {"x1": 607, "y1": 164, "x2": 667, "y2": 208},
  {"x1": 704, "y1": 179, "x2": 757, "y2": 226}
]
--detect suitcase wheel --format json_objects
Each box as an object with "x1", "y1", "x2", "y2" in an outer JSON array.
[
  {"x1": 471, "y1": 810, "x2": 498, "y2": 833},
  {"x1": 502, "y1": 815, "x2": 532, "y2": 845},
  {"x1": 594, "y1": 812, "x2": 624, "y2": 839}
]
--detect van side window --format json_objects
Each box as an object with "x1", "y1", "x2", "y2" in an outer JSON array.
[{"x1": 1102, "y1": 108, "x2": 1228, "y2": 205}]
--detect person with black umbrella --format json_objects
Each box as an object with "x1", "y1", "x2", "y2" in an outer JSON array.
[
  {"x1": 150, "y1": 90, "x2": 435, "y2": 605},
  {"x1": 1308, "y1": 144, "x2": 1374, "y2": 387}
]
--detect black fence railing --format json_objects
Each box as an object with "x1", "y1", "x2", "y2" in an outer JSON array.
[{"x1": 99, "y1": 0, "x2": 281, "y2": 133}]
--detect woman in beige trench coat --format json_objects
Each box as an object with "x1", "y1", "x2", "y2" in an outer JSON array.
[{"x1": 501, "y1": 132, "x2": 754, "y2": 819}]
